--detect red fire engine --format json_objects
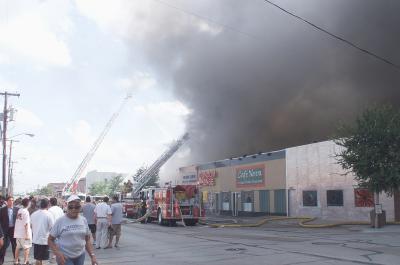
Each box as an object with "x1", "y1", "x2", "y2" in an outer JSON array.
[{"x1": 140, "y1": 185, "x2": 204, "y2": 226}]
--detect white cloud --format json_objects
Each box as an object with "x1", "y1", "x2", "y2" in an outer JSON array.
[
  {"x1": 75, "y1": 0, "x2": 220, "y2": 41},
  {"x1": 116, "y1": 72, "x2": 156, "y2": 92},
  {"x1": 134, "y1": 101, "x2": 190, "y2": 116},
  {"x1": 74, "y1": 0, "x2": 137, "y2": 38},
  {"x1": 0, "y1": 0, "x2": 72, "y2": 67},
  {"x1": 14, "y1": 107, "x2": 44, "y2": 128},
  {"x1": 67, "y1": 120, "x2": 94, "y2": 147},
  {"x1": 0, "y1": 77, "x2": 18, "y2": 91},
  {"x1": 197, "y1": 21, "x2": 222, "y2": 36}
]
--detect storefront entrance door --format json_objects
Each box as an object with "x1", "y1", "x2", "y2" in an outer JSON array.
[{"x1": 232, "y1": 192, "x2": 240, "y2": 216}]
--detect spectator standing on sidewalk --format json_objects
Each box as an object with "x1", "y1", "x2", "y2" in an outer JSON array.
[
  {"x1": 105, "y1": 195, "x2": 123, "y2": 249},
  {"x1": 48, "y1": 195, "x2": 97, "y2": 265},
  {"x1": 14, "y1": 198, "x2": 32, "y2": 265},
  {"x1": 28, "y1": 198, "x2": 38, "y2": 216},
  {"x1": 94, "y1": 197, "x2": 111, "y2": 249},
  {"x1": 48, "y1": 197, "x2": 65, "y2": 263},
  {"x1": 48, "y1": 198, "x2": 64, "y2": 222},
  {"x1": 82, "y1": 196, "x2": 96, "y2": 245},
  {"x1": 0, "y1": 196, "x2": 18, "y2": 264},
  {"x1": 30, "y1": 198, "x2": 54, "y2": 265}
]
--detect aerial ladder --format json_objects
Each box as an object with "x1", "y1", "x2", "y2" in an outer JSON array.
[
  {"x1": 132, "y1": 132, "x2": 189, "y2": 196},
  {"x1": 62, "y1": 94, "x2": 132, "y2": 195}
]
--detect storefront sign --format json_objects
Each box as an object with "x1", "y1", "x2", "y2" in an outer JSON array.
[
  {"x1": 236, "y1": 165, "x2": 265, "y2": 187},
  {"x1": 182, "y1": 174, "x2": 198, "y2": 184},
  {"x1": 199, "y1": 170, "x2": 216, "y2": 186}
]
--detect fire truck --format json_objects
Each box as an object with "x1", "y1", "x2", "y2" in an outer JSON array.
[
  {"x1": 122, "y1": 198, "x2": 141, "y2": 218},
  {"x1": 139, "y1": 184, "x2": 204, "y2": 226}
]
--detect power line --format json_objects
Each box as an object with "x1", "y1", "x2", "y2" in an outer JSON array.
[
  {"x1": 261, "y1": 0, "x2": 400, "y2": 72},
  {"x1": 153, "y1": 0, "x2": 400, "y2": 72},
  {"x1": 152, "y1": 0, "x2": 258, "y2": 40}
]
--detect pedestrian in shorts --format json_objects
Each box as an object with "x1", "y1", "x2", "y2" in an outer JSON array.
[
  {"x1": 30, "y1": 198, "x2": 54, "y2": 265},
  {"x1": 14, "y1": 198, "x2": 32, "y2": 265},
  {"x1": 105, "y1": 195, "x2": 123, "y2": 249}
]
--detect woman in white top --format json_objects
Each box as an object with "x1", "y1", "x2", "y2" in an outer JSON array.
[{"x1": 14, "y1": 198, "x2": 32, "y2": 265}]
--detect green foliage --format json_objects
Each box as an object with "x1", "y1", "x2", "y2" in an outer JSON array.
[
  {"x1": 29, "y1": 185, "x2": 53, "y2": 196},
  {"x1": 133, "y1": 165, "x2": 160, "y2": 188},
  {"x1": 335, "y1": 105, "x2": 400, "y2": 195},
  {"x1": 88, "y1": 175, "x2": 124, "y2": 197},
  {"x1": 89, "y1": 181, "x2": 110, "y2": 196},
  {"x1": 108, "y1": 175, "x2": 124, "y2": 196}
]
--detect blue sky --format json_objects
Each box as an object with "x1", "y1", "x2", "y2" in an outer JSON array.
[{"x1": 0, "y1": 0, "x2": 190, "y2": 193}]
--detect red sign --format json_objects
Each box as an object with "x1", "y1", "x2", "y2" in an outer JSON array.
[
  {"x1": 354, "y1": 188, "x2": 374, "y2": 207},
  {"x1": 198, "y1": 171, "x2": 216, "y2": 186}
]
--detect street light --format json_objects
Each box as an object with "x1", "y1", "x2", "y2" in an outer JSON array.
[
  {"x1": 7, "y1": 133, "x2": 34, "y2": 140},
  {"x1": 2, "y1": 133, "x2": 34, "y2": 196}
]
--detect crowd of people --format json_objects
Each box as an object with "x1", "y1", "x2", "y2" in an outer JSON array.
[{"x1": 0, "y1": 194, "x2": 123, "y2": 265}]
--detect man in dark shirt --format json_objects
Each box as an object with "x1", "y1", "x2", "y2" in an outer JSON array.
[{"x1": 0, "y1": 196, "x2": 18, "y2": 264}]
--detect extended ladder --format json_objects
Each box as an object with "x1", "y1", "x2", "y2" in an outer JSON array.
[
  {"x1": 63, "y1": 94, "x2": 132, "y2": 195},
  {"x1": 132, "y1": 132, "x2": 189, "y2": 196}
]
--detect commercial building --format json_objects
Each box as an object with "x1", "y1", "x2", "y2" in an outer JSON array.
[
  {"x1": 176, "y1": 140, "x2": 400, "y2": 221},
  {"x1": 85, "y1": 170, "x2": 126, "y2": 193}
]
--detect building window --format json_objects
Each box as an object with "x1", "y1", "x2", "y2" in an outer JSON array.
[
  {"x1": 354, "y1": 188, "x2": 374, "y2": 207},
  {"x1": 242, "y1": 191, "x2": 253, "y2": 212},
  {"x1": 327, "y1": 190, "x2": 343, "y2": 206},
  {"x1": 303, "y1": 191, "x2": 317, "y2": 206}
]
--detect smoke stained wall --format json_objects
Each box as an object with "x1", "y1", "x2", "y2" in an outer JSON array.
[{"x1": 127, "y1": 0, "x2": 400, "y2": 170}]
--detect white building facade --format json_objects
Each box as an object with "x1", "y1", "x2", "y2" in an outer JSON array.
[{"x1": 286, "y1": 140, "x2": 395, "y2": 221}]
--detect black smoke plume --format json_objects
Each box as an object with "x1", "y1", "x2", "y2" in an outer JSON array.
[{"x1": 129, "y1": 0, "x2": 400, "y2": 166}]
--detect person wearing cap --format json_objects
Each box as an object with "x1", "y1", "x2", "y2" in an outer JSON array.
[{"x1": 48, "y1": 195, "x2": 97, "y2": 265}]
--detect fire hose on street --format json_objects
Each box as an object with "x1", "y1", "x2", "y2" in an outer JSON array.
[{"x1": 199, "y1": 216, "x2": 400, "y2": 228}]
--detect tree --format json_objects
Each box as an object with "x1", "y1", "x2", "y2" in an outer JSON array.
[
  {"x1": 89, "y1": 181, "x2": 110, "y2": 196},
  {"x1": 335, "y1": 105, "x2": 400, "y2": 225},
  {"x1": 29, "y1": 185, "x2": 53, "y2": 196},
  {"x1": 133, "y1": 165, "x2": 160, "y2": 188},
  {"x1": 108, "y1": 175, "x2": 124, "y2": 197}
]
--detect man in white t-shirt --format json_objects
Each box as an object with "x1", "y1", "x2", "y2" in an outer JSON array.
[
  {"x1": 31, "y1": 198, "x2": 54, "y2": 265},
  {"x1": 48, "y1": 197, "x2": 64, "y2": 222},
  {"x1": 48, "y1": 198, "x2": 64, "y2": 263},
  {"x1": 94, "y1": 196, "x2": 111, "y2": 249},
  {"x1": 14, "y1": 198, "x2": 32, "y2": 265}
]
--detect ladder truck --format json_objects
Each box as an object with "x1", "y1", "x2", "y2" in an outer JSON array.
[
  {"x1": 62, "y1": 94, "x2": 132, "y2": 198},
  {"x1": 132, "y1": 132, "x2": 189, "y2": 196},
  {"x1": 123, "y1": 133, "x2": 189, "y2": 218}
]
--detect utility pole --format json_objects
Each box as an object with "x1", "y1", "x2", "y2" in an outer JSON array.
[
  {"x1": 1, "y1": 92, "x2": 20, "y2": 196},
  {"x1": 7, "y1": 140, "x2": 17, "y2": 195}
]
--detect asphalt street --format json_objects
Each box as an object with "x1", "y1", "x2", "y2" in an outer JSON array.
[{"x1": 4, "y1": 219, "x2": 400, "y2": 264}]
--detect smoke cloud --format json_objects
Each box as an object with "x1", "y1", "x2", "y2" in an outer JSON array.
[{"x1": 128, "y1": 0, "x2": 400, "y2": 166}]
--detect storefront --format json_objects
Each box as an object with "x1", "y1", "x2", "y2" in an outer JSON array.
[
  {"x1": 176, "y1": 140, "x2": 398, "y2": 221},
  {"x1": 177, "y1": 150, "x2": 287, "y2": 216}
]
